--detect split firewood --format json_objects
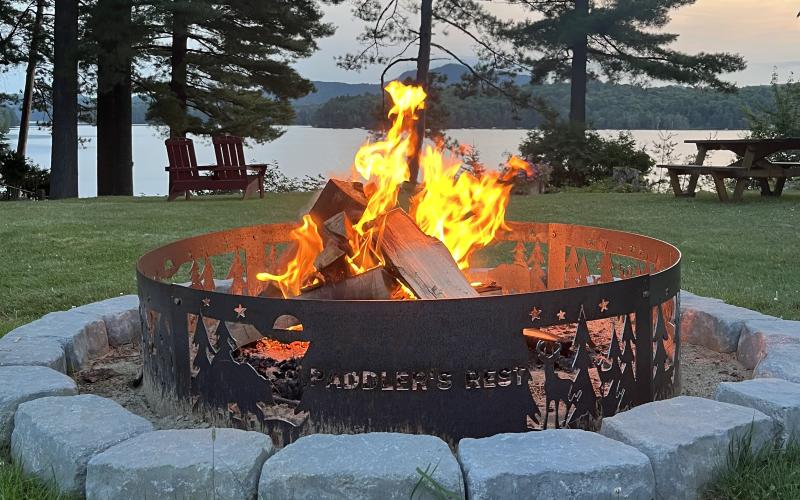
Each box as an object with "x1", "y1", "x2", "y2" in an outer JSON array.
[
  {"x1": 321, "y1": 211, "x2": 356, "y2": 255},
  {"x1": 295, "y1": 266, "x2": 396, "y2": 300},
  {"x1": 376, "y1": 208, "x2": 479, "y2": 299},
  {"x1": 309, "y1": 179, "x2": 367, "y2": 227},
  {"x1": 313, "y1": 244, "x2": 351, "y2": 283}
]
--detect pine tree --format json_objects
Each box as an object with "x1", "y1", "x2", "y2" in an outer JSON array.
[
  {"x1": 139, "y1": 0, "x2": 335, "y2": 140},
  {"x1": 87, "y1": 0, "x2": 138, "y2": 196},
  {"x1": 50, "y1": 0, "x2": 78, "y2": 199},
  {"x1": 502, "y1": 0, "x2": 746, "y2": 126},
  {"x1": 342, "y1": 0, "x2": 536, "y2": 183}
]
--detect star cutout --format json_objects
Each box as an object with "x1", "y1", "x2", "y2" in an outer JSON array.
[
  {"x1": 234, "y1": 304, "x2": 246, "y2": 318},
  {"x1": 556, "y1": 310, "x2": 566, "y2": 321},
  {"x1": 599, "y1": 299, "x2": 609, "y2": 312},
  {"x1": 201, "y1": 298, "x2": 211, "y2": 307},
  {"x1": 529, "y1": 306, "x2": 541, "y2": 321}
]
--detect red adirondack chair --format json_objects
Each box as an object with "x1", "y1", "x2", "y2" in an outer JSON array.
[
  {"x1": 164, "y1": 137, "x2": 266, "y2": 201},
  {"x1": 211, "y1": 135, "x2": 267, "y2": 199}
]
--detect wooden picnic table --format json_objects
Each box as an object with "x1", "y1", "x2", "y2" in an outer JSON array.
[{"x1": 658, "y1": 138, "x2": 800, "y2": 202}]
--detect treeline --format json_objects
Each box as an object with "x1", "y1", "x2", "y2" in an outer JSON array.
[{"x1": 296, "y1": 81, "x2": 775, "y2": 130}]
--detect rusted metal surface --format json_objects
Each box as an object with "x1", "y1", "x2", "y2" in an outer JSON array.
[{"x1": 137, "y1": 221, "x2": 681, "y2": 444}]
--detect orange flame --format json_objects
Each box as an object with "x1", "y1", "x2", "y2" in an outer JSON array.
[
  {"x1": 412, "y1": 151, "x2": 531, "y2": 269},
  {"x1": 255, "y1": 214, "x2": 323, "y2": 297},
  {"x1": 353, "y1": 81, "x2": 425, "y2": 233},
  {"x1": 256, "y1": 81, "x2": 531, "y2": 296}
]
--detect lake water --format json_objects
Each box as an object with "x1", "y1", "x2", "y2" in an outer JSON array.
[{"x1": 3, "y1": 125, "x2": 745, "y2": 197}]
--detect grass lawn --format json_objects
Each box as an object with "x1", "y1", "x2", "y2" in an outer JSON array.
[
  {"x1": 1, "y1": 190, "x2": 798, "y2": 337},
  {"x1": 0, "y1": 190, "x2": 798, "y2": 498}
]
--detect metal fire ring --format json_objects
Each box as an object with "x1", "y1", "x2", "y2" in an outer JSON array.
[{"x1": 137, "y1": 221, "x2": 681, "y2": 445}]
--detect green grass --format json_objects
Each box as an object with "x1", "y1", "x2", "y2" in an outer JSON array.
[
  {"x1": 0, "y1": 190, "x2": 799, "y2": 498},
  {"x1": 1, "y1": 190, "x2": 799, "y2": 336},
  {"x1": 704, "y1": 432, "x2": 800, "y2": 499},
  {"x1": 0, "y1": 456, "x2": 69, "y2": 500}
]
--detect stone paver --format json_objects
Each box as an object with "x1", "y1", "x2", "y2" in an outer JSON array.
[
  {"x1": 4, "y1": 310, "x2": 109, "y2": 372},
  {"x1": 258, "y1": 433, "x2": 464, "y2": 500},
  {"x1": 681, "y1": 291, "x2": 775, "y2": 353},
  {"x1": 73, "y1": 295, "x2": 141, "y2": 346},
  {"x1": 599, "y1": 396, "x2": 775, "y2": 500},
  {"x1": 0, "y1": 366, "x2": 77, "y2": 448},
  {"x1": 715, "y1": 378, "x2": 800, "y2": 444},
  {"x1": 737, "y1": 318, "x2": 800, "y2": 370},
  {"x1": 11, "y1": 394, "x2": 153, "y2": 497},
  {"x1": 0, "y1": 335, "x2": 66, "y2": 372},
  {"x1": 86, "y1": 428, "x2": 273, "y2": 500},
  {"x1": 457, "y1": 429, "x2": 654, "y2": 500}
]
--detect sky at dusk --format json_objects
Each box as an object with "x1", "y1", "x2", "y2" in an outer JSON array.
[
  {"x1": 297, "y1": 0, "x2": 800, "y2": 86},
  {"x1": 0, "y1": 0, "x2": 798, "y2": 93}
]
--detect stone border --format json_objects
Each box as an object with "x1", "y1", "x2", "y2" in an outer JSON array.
[{"x1": 0, "y1": 292, "x2": 799, "y2": 499}]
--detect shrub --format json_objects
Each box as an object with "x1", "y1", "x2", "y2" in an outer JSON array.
[
  {"x1": 0, "y1": 138, "x2": 49, "y2": 200},
  {"x1": 746, "y1": 72, "x2": 800, "y2": 163},
  {"x1": 519, "y1": 121, "x2": 653, "y2": 188}
]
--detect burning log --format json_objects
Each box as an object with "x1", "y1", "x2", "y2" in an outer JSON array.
[
  {"x1": 377, "y1": 208, "x2": 479, "y2": 299},
  {"x1": 297, "y1": 267, "x2": 396, "y2": 300},
  {"x1": 309, "y1": 179, "x2": 367, "y2": 227}
]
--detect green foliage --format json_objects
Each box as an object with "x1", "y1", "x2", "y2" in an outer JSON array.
[
  {"x1": 139, "y1": 0, "x2": 335, "y2": 140},
  {"x1": 519, "y1": 122, "x2": 653, "y2": 187},
  {"x1": 0, "y1": 135, "x2": 48, "y2": 199},
  {"x1": 703, "y1": 431, "x2": 800, "y2": 500},
  {"x1": 746, "y1": 72, "x2": 800, "y2": 163},
  {"x1": 263, "y1": 168, "x2": 326, "y2": 193},
  {"x1": 502, "y1": 0, "x2": 745, "y2": 92}
]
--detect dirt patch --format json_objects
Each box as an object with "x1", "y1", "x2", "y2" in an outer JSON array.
[
  {"x1": 76, "y1": 345, "x2": 211, "y2": 430},
  {"x1": 679, "y1": 343, "x2": 751, "y2": 398}
]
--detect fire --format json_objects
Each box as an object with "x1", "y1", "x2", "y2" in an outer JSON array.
[
  {"x1": 255, "y1": 215, "x2": 323, "y2": 297},
  {"x1": 257, "y1": 81, "x2": 531, "y2": 297},
  {"x1": 353, "y1": 81, "x2": 425, "y2": 233},
  {"x1": 412, "y1": 149, "x2": 531, "y2": 269}
]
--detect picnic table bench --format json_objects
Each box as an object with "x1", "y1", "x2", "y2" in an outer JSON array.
[
  {"x1": 658, "y1": 138, "x2": 800, "y2": 202},
  {"x1": 165, "y1": 136, "x2": 268, "y2": 201}
]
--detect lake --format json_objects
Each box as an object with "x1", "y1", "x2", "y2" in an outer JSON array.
[{"x1": 3, "y1": 125, "x2": 745, "y2": 197}]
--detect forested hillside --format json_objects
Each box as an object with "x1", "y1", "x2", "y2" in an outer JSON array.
[
  {"x1": 297, "y1": 80, "x2": 774, "y2": 130},
  {"x1": 1, "y1": 79, "x2": 775, "y2": 131}
]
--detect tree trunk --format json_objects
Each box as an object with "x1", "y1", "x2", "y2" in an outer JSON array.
[
  {"x1": 96, "y1": 0, "x2": 133, "y2": 196},
  {"x1": 409, "y1": 0, "x2": 433, "y2": 185},
  {"x1": 568, "y1": 0, "x2": 589, "y2": 127},
  {"x1": 169, "y1": 6, "x2": 189, "y2": 138},
  {"x1": 50, "y1": 0, "x2": 79, "y2": 199},
  {"x1": 16, "y1": 0, "x2": 45, "y2": 156}
]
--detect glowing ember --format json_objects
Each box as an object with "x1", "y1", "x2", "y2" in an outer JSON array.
[{"x1": 257, "y1": 81, "x2": 531, "y2": 297}]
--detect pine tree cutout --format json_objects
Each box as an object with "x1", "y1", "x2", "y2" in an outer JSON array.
[
  {"x1": 528, "y1": 243, "x2": 546, "y2": 290},
  {"x1": 565, "y1": 247, "x2": 580, "y2": 287},
  {"x1": 189, "y1": 258, "x2": 203, "y2": 289},
  {"x1": 226, "y1": 250, "x2": 246, "y2": 296},
  {"x1": 618, "y1": 315, "x2": 637, "y2": 410},
  {"x1": 598, "y1": 323, "x2": 624, "y2": 417},
  {"x1": 191, "y1": 314, "x2": 215, "y2": 397},
  {"x1": 201, "y1": 255, "x2": 215, "y2": 291},
  {"x1": 567, "y1": 308, "x2": 598, "y2": 427},
  {"x1": 653, "y1": 306, "x2": 674, "y2": 400}
]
